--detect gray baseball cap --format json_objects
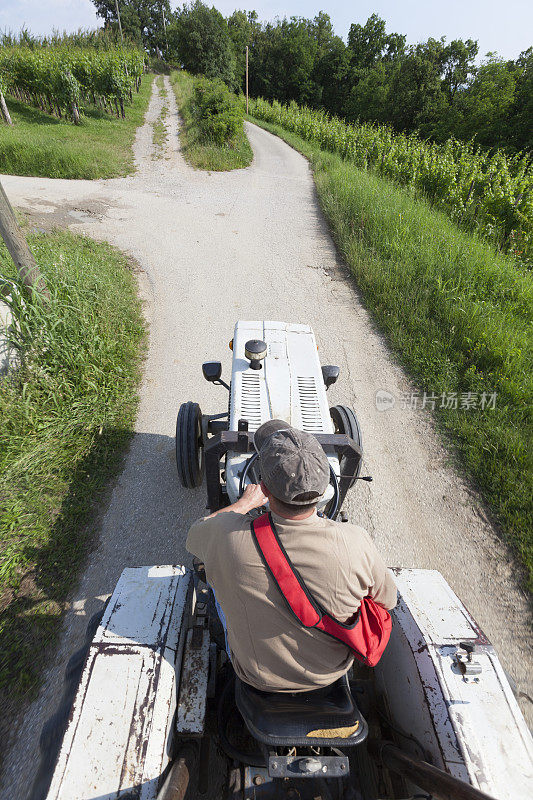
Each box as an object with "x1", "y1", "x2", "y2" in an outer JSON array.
[{"x1": 254, "y1": 419, "x2": 330, "y2": 505}]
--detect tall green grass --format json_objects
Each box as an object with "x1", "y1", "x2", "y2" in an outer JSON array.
[
  {"x1": 251, "y1": 118, "x2": 533, "y2": 587},
  {"x1": 0, "y1": 229, "x2": 145, "y2": 723},
  {"x1": 0, "y1": 75, "x2": 153, "y2": 179},
  {"x1": 171, "y1": 70, "x2": 252, "y2": 171}
]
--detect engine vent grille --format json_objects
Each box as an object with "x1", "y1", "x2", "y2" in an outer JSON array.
[
  {"x1": 297, "y1": 376, "x2": 323, "y2": 432},
  {"x1": 240, "y1": 373, "x2": 262, "y2": 431}
]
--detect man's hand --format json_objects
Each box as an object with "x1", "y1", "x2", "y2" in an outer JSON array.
[
  {"x1": 233, "y1": 484, "x2": 268, "y2": 514},
  {"x1": 207, "y1": 483, "x2": 267, "y2": 519}
]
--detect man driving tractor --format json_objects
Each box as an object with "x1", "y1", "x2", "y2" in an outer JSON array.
[{"x1": 187, "y1": 419, "x2": 397, "y2": 693}]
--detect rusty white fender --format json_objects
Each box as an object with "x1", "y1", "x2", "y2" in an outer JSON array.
[
  {"x1": 44, "y1": 565, "x2": 208, "y2": 800},
  {"x1": 43, "y1": 564, "x2": 533, "y2": 800},
  {"x1": 376, "y1": 568, "x2": 533, "y2": 799}
]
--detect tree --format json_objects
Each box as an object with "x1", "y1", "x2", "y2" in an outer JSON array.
[
  {"x1": 380, "y1": 40, "x2": 449, "y2": 134},
  {"x1": 343, "y1": 15, "x2": 405, "y2": 124},
  {"x1": 275, "y1": 18, "x2": 319, "y2": 104},
  {"x1": 306, "y1": 12, "x2": 342, "y2": 107},
  {"x1": 245, "y1": 17, "x2": 319, "y2": 105},
  {"x1": 347, "y1": 14, "x2": 405, "y2": 69},
  {"x1": 345, "y1": 61, "x2": 392, "y2": 124},
  {"x1": 227, "y1": 10, "x2": 260, "y2": 91},
  {"x1": 507, "y1": 48, "x2": 533, "y2": 151},
  {"x1": 312, "y1": 32, "x2": 349, "y2": 115},
  {"x1": 91, "y1": 0, "x2": 172, "y2": 53},
  {"x1": 455, "y1": 55, "x2": 517, "y2": 146},
  {"x1": 439, "y1": 38, "x2": 478, "y2": 102},
  {"x1": 164, "y1": 4, "x2": 531, "y2": 157},
  {"x1": 168, "y1": 1, "x2": 235, "y2": 86}
]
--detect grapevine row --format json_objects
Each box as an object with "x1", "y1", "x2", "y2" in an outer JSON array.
[
  {"x1": 249, "y1": 97, "x2": 533, "y2": 265},
  {"x1": 0, "y1": 46, "x2": 145, "y2": 124}
]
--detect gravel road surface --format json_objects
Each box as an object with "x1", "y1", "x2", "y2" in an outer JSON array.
[{"x1": 1, "y1": 76, "x2": 531, "y2": 799}]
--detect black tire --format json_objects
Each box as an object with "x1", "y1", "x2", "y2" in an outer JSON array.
[
  {"x1": 330, "y1": 405, "x2": 363, "y2": 488},
  {"x1": 175, "y1": 401, "x2": 204, "y2": 488}
]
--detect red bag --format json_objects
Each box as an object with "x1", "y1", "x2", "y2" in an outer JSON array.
[{"x1": 251, "y1": 513, "x2": 392, "y2": 667}]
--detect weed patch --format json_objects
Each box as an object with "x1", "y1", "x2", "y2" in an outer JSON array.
[{"x1": 0, "y1": 228, "x2": 145, "y2": 742}]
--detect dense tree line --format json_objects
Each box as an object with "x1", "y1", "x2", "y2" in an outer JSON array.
[{"x1": 90, "y1": 0, "x2": 532, "y2": 152}]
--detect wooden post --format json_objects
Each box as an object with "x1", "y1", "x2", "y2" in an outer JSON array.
[
  {"x1": 245, "y1": 46, "x2": 249, "y2": 115},
  {"x1": 115, "y1": 0, "x2": 124, "y2": 43},
  {"x1": 0, "y1": 179, "x2": 50, "y2": 300},
  {"x1": 0, "y1": 91, "x2": 12, "y2": 125}
]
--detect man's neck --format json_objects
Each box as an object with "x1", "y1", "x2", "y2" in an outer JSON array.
[{"x1": 270, "y1": 505, "x2": 316, "y2": 521}]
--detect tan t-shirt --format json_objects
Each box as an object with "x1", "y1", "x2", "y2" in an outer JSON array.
[{"x1": 186, "y1": 510, "x2": 397, "y2": 692}]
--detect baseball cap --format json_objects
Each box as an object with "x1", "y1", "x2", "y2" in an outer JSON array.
[{"x1": 254, "y1": 419, "x2": 330, "y2": 505}]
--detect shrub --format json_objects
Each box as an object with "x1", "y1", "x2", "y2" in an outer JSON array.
[
  {"x1": 170, "y1": 70, "x2": 252, "y2": 170},
  {"x1": 192, "y1": 77, "x2": 243, "y2": 144}
]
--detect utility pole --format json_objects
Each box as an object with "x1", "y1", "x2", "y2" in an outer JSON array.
[
  {"x1": 114, "y1": 0, "x2": 124, "y2": 43},
  {"x1": 0, "y1": 179, "x2": 50, "y2": 300},
  {"x1": 245, "y1": 46, "x2": 249, "y2": 115}
]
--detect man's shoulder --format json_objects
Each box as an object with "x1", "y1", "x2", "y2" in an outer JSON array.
[
  {"x1": 186, "y1": 510, "x2": 251, "y2": 557},
  {"x1": 190, "y1": 511, "x2": 252, "y2": 535},
  {"x1": 322, "y1": 518, "x2": 376, "y2": 554},
  {"x1": 323, "y1": 517, "x2": 370, "y2": 539}
]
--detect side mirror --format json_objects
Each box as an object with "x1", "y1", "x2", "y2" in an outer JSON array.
[
  {"x1": 322, "y1": 365, "x2": 340, "y2": 390},
  {"x1": 202, "y1": 361, "x2": 222, "y2": 382}
]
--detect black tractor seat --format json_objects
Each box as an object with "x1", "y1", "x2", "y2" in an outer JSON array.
[{"x1": 235, "y1": 674, "x2": 368, "y2": 748}]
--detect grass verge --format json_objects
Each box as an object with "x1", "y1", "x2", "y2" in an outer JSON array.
[
  {"x1": 152, "y1": 75, "x2": 169, "y2": 159},
  {"x1": 250, "y1": 117, "x2": 533, "y2": 588},
  {"x1": 171, "y1": 71, "x2": 252, "y2": 171},
  {"x1": 0, "y1": 228, "x2": 145, "y2": 744},
  {"x1": 0, "y1": 75, "x2": 154, "y2": 179}
]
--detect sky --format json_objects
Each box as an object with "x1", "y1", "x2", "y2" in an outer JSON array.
[{"x1": 1, "y1": 0, "x2": 532, "y2": 61}]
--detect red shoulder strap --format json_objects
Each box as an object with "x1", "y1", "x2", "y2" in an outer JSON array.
[
  {"x1": 251, "y1": 513, "x2": 321, "y2": 627},
  {"x1": 251, "y1": 513, "x2": 392, "y2": 668}
]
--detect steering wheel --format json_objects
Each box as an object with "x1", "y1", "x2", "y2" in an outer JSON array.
[{"x1": 238, "y1": 452, "x2": 340, "y2": 520}]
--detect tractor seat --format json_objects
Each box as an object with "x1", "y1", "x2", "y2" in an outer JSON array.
[{"x1": 235, "y1": 674, "x2": 368, "y2": 748}]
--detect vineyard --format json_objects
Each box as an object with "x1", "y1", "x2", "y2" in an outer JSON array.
[
  {"x1": 249, "y1": 98, "x2": 533, "y2": 267},
  {"x1": 0, "y1": 46, "x2": 145, "y2": 124}
]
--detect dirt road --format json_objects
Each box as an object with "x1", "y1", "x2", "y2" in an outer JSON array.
[{"x1": 1, "y1": 77, "x2": 531, "y2": 799}]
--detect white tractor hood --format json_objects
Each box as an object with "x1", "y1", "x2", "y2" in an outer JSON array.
[
  {"x1": 226, "y1": 321, "x2": 338, "y2": 506},
  {"x1": 229, "y1": 320, "x2": 334, "y2": 434}
]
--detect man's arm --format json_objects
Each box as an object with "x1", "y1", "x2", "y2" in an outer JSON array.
[
  {"x1": 186, "y1": 484, "x2": 267, "y2": 559},
  {"x1": 372, "y1": 566, "x2": 398, "y2": 610},
  {"x1": 206, "y1": 483, "x2": 267, "y2": 519},
  {"x1": 357, "y1": 528, "x2": 397, "y2": 610}
]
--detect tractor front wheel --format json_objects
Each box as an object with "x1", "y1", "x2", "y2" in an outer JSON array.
[
  {"x1": 330, "y1": 405, "x2": 363, "y2": 488},
  {"x1": 176, "y1": 402, "x2": 204, "y2": 488}
]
